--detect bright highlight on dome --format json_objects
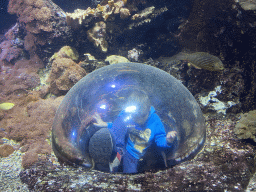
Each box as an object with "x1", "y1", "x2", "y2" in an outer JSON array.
[{"x1": 52, "y1": 63, "x2": 206, "y2": 173}]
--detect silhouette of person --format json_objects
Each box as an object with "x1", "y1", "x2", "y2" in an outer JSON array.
[{"x1": 93, "y1": 89, "x2": 177, "y2": 173}]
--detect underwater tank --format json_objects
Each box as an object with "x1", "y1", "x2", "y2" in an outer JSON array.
[{"x1": 52, "y1": 62, "x2": 206, "y2": 173}]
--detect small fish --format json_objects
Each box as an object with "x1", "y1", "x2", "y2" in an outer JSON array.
[
  {"x1": 159, "y1": 52, "x2": 225, "y2": 71},
  {"x1": 0, "y1": 103, "x2": 15, "y2": 110}
]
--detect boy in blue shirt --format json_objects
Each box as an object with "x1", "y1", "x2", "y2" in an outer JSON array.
[{"x1": 93, "y1": 89, "x2": 177, "y2": 173}]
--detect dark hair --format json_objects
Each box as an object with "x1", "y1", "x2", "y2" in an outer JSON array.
[{"x1": 127, "y1": 89, "x2": 151, "y2": 119}]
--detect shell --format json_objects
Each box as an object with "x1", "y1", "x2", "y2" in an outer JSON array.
[{"x1": 52, "y1": 63, "x2": 206, "y2": 173}]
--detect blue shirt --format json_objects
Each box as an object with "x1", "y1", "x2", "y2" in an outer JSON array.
[{"x1": 108, "y1": 106, "x2": 172, "y2": 159}]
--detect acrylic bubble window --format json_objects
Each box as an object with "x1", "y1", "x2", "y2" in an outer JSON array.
[{"x1": 52, "y1": 62, "x2": 206, "y2": 173}]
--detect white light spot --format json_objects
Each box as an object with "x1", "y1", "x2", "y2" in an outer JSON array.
[
  {"x1": 100, "y1": 104, "x2": 106, "y2": 109},
  {"x1": 125, "y1": 105, "x2": 136, "y2": 113},
  {"x1": 124, "y1": 115, "x2": 132, "y2": 122}
]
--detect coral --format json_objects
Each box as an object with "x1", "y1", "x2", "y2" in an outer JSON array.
[
  {"x1": 66, "y1": 8, "x2": 95, "y2": 29},
  {"x1": 238, "y1": 0, "x2": 256, "y2": 10},
  {"x1": 66, "y1": 0, "x2": 128, "y2": 28},
  {"x1": 84, "y1": 53, "x2": 96, "y2": 61},
  {"x1": 0, "y1": 40, "x2": 22, "y2": 62},
  {"x1": 46, "y1": 46, "x2": 85, "y2": 94},
  {"x1": 119, "y1": 8, "x2": 130, "y2": 19},
  {"x1": 0, "y1": 46, "x2": 22, "y2": 63},
  {"x1": 105, "y1": 55, "x2": 129, "y2": 64},
  {"x1": 33, "y1": 6, "x2": 52, "y2": 21},
  {"x1": 128, "y1": 48, "x2": 141, "y2": 62},
  {"x1": 198, "y1": 86, "x2": 238, "y2": 114},
  {"x1": 24, "y1": 32, "x2": 37, "y2": 53},
  {"x1": 0, "y1": 144, "x2": 15, "y2": 157},
  {"x1": 50, "y1": 46, "x2": 79, "y2": 61},
  {"x1": 131, "y1": 6, "x2": 155, "y2": 20},
  {"x1": 8, "y1": 0, "x2": 45, "y2": 18},
  {"x1": 16, "y1": 54, "x2": 44, "y2": 70},
  {"x1": 234, "y1": 110, "x2": 256, "y2": 141},
  {"x1": 87, "y1": 21, "x2": 108, "y2": 52},
  {"x1": 0, "y1": 68, "x2": 40, "y2": 95},
  {"x1": 47, "y1": 58, "x2": 86, "y2": 95},
  {"x1": 25, "y1": 20, "x2": 53, "y2": 34},
  {"x1": 128, "y1": 5, "x2": 168, "y2": 31},
  {"x1": 79, "y1": 53, "x2": 108, "y2": 73},
  {"x1": 112, "y1": 0, "x2": 125, "y2": 14},
  {"x1": 0, "y1": 96, "x2": 63, "y2": 168},
  {"x1": 0, "y1": 55, "x2": 43, "y2": 96},
  {"x1": 8, "y1": 0, "x2": 53, "y2": 33}
]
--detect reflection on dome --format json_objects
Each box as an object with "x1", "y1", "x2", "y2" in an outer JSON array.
[{"x1": 52, "y1": 62, "x2": 206, "y2": 173}]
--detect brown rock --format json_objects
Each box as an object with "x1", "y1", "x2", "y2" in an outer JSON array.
[
  {"x1": 0, "y1": 144, "x2": 15, "y2": 157},
  {"x1": 24, "y1": 33, "x2": 37, "y2": 52},
  {"x1": 47, "y1": 58, "x2": 86, "y2": 95},
  {"x1": 22, "y1": 151, "x2": 38, "y2": 169}
]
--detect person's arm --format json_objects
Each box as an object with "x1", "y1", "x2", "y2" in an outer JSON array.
[
  {"x1": 154, "y1": 115, "x2": 177, "y2": 147},
  {"x1": 155, "y1": 130, "x2": 177, "y2": 148},
  {"x1": 93, "y1": 112, "x2": 108, "y2": 127}
]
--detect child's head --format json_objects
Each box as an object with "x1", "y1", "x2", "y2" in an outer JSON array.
[{"x1": 126, "y1": 89, "x2": 151, "y2": 125}]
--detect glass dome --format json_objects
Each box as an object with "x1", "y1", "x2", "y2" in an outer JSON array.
[{"x1": 52, "y1": 62, "x2": 206, "y2": 173}]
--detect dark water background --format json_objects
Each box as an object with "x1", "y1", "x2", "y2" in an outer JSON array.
[{"x1": 0, "y1": 1, "x2": 17, "y2": 35}]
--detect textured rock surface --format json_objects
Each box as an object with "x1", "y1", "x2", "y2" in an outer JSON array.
[
  {"x1": 0, "y1": 144, "x2": 15, "y2": 157},
  {"x1": 14, "y1": 117, "x2": 255, "y2": 191},
  {"x1": 46, "y1": 46, "x2": 87, "y2": 95},
  {"x1": 234, "y1": 110, "x2": 256, "y2": 141}
]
